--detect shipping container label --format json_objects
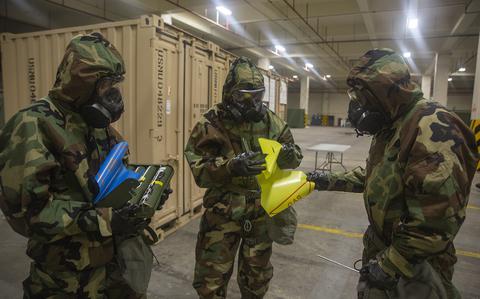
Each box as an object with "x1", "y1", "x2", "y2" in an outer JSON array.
[
  {"x1": 27, "y1": 57, "x2": 37, "y2": 103},
  {"x1": 262, "y1": 74, "x2": 269, "y2": 102},
  {"x1": 280, "y1": 81, "x2": 288, "y2": 105},
  {"x1": 213, "y1": 68, "x2": 219, "y2": 103},
  {"x1": 166, "y1": 99, "x2": 171, "y2": 115},
  {"x1": 155, "y1": 47, "x2": 165, "y2": 129}
]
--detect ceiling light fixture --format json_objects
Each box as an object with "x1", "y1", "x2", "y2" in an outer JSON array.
[
  {"x1": 448, "y1": 77, "x2": 453, "y2": 82},
  {"x1": 458, "y1": 67, "x2": 466, "y2": 72},
  {"x1": 407, "y1": 17, "x2": 418, "y2": 29},
  {"x1": 216, "y1": 6, "x2": 232, "y2": 16},
  {"x1": 326, "y1": 74, "x2": 331, "y2": 78},
  {"x1": 403, "y1": 52, "x2": 411, "y2": 58},
  {"x1": 268, "y1": 65, "x2": 274, "y2": 70},
  {"x1": 293, "y1": 75, "x2": 298, "y2": 79}
]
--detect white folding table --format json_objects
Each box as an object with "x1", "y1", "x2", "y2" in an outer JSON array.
[{"x1": 307, "y1": 143, "x2": 351, "y2": 172}]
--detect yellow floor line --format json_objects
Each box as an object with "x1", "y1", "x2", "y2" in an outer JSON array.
[
  {"x1": 298, "y1": 223, "x2": 480, "y2": 260},
  {"x1": 298, "y1": 224, "x2": 363, "y2": 238},
  {"x1": 457, "y1": 250, "x2": 480, "y2": 259},
  {"x1": 468, "y1": 204, "x2": 480, "y2": 211}
]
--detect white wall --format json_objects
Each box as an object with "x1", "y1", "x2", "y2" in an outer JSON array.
[
  {"x1": 447, "y1": 94, "x2": 473, "y2": 112},
  {"x1": 287, "y1": 91, "x2": 474, "y2": 124},
  {"x1": 288, "y1": 91, "x2": 349, "y2": 120}
]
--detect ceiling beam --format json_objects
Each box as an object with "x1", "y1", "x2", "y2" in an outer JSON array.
[
  {"x1": 356, "y1": 0, "x2": 378, "y2": 48},
  {"x1": 226, "y1": 33, "x2": 478, "y2": 51},
  {"x1": 280, "y1": 0, "x2": 350, "y2": 70},
  {"x1": 233, "y1": 1, "x2": 466, "y2": 25},
  {"x1": 425, "y1": 1, "x2": 479, "y2": 74}
]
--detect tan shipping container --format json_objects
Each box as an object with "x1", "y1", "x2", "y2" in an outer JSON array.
[
  {"x1": 0, "y1": 14, "x2": 288, "y2": 234},
  {"x1": 182, "y1": 39, "x2": 232, "y2": 215},
  {"x1": 0, "y1": 15, "x2": 236, "y2": 232}
]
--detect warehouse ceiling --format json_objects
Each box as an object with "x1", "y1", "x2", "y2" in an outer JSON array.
[{"x1": 0, "y1": 0, "x2": 479, "y2": 92}]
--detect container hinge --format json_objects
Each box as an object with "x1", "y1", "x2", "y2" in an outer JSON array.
[
  {"x1": 141, "y1": 15, "x2": 164, "y2": 31},
  {"x1": 207, "y1": 41, "x2": 220, "y2": 54},
  {"x1": 149, "y1": 128, "x2": 163, "y2": 142}
]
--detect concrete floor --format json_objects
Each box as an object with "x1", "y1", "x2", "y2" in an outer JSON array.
[{"x1": 0, "y1": 126, "x2": 479, "y2": 299}]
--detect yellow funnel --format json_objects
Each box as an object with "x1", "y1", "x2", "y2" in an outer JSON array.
[{"x1": 257, "y1": 138, "x2": 315, "y2": 216}]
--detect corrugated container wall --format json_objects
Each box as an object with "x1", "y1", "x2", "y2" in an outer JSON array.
[
  {"x1": 0, "y1": 15, "x2": 235, "y2": 232},
  {"x1": 0, "y1": 14, "x2": 289, "y2": 235}
]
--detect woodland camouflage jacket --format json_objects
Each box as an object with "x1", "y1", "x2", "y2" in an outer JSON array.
[
  {"x1": 0, "y1": 33, "x2": 125, "y2": 271},
  {"x1": 325, "y1": 49, "x2": 479, "y2": 278},
  {"x1": 184, "y1": 57, "x2": 302, "y2": 207}
]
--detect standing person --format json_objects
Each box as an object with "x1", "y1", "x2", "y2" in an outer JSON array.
[
  {"x1": 185, "y1": 57, "x2": 303, "y2": 299},
  {"x1": 0, "y1": 33, "x2": 150, "y2": 298},
  {"x1": 307, "y1": 49, "x2": 479, "y2": 298}
]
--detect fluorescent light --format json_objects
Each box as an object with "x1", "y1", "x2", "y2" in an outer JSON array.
[
  {"x1": 275, "y1": 45, "x2": 286, "y2": 52},
  {"x1": 458, "y1": 67, "x2": 466, "y2": 72},
  {"x1": 321, "y1": 76, "x2": 327, "y2": 81},
  {"x1": 326, "y1": 74, "x2": 331, "y2": 78},
  {"x1": 216, "y1": 6, "x2": 232, "y2": 16},
  {"x1": 407, "y1": 17, "x2": 418, "y2": 29},
  {"x1": 268, "y1": 65, "x2": 274, "y2": 70},
  {"x1": 403, "y1": 52, "x2": 411, "y2": 58},
  {"x1": 305, "y1": 63, "x2": 313, "y2": 69},
  {"x1": 448, "y1": 77, "x2": 453, "y2": 82},
  {"x1": 293, "y1": 75, "x2": 298, "y2": 79}
]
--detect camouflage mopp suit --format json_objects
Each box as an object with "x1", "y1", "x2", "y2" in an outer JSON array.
[
  {"x1": 185, "y1": 57, "x2": 303, "y2": 299},
  {"x1": 313, "y1": 49, "x2": 479, "y2": 298},
  {"x1": 0, "y1": 34, "x2": 143, "y2": 298}
]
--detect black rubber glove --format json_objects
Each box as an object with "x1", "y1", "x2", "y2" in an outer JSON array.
[
  {"x1": 111, "y1": 203, "x2": 150, "y2": 236},
  {"x1": 359, "y1": 260, "x2": 398, "y2": 291},
  {"x1": 306, "y1": 171, "x2": 330, "y2": 191},
  {"x1": 227, "y1": 151, "x2": 266, "y2": 177},
  {"x1": 277, "y1": 143, "x2": 297, "y2": 164}
]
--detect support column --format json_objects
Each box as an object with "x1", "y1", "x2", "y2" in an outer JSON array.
[
  {"x1": 257, "y1": 58, "x2": 270, "y2": 70},
  {"x1": 471, "y1": 34, "x2": 480, "y2": 120},
  {"x1": 300, "y1": 76, "x2": 310, "y2": 115},
  {"x1": 421, "y1": 76, "x2": 432, "y2": 100},
  {"x1": 432, "y1": 53, "x2": 450, "y2": 106}
]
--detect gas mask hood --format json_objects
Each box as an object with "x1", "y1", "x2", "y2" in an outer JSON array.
[{"x1": 222, "y1": 57, "x2": 266, "y2": 123}]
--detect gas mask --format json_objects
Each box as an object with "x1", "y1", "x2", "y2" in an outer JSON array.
[
  {"x1": 81, "y1": 75, "x2": 124, "y2": 128},
  {"x1": 347, "y1": 87, "x2": 389, "y2": 136},
  {"x1": 226, "y1": 87, "x2": 266, "y2": 122}
]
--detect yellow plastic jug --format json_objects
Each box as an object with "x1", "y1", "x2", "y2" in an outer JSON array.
[{"x1": 257, "y1": 138, "x2": 315, "y2": 216}]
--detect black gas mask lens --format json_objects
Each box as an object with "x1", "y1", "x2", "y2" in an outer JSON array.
[
  {"x1": 347, "y1": 88, "x2": 388, "y2": 136},
  {"x1": 229, "y1": 87, "x2": 267, "y2": 122},
  {"x1": 81, "y1": 75, "x2": 124, "y2": 128}
]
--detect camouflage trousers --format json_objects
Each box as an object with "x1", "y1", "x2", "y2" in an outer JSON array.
[
  {"x1": 358, "y1": 226, "x2": 460, "y2": 299},
  {"x1": 193, "y1": 194, "x2": 273, "y2": 299},
  {"x1": 23, "y1": 260, "x2": 145, "y2": 299}
]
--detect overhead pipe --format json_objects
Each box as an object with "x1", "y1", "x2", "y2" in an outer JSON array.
[
  {"x1": 235, "y1": 1, "x2": 466, "y2": 25},
  {"x1": 44, "y1": 0, "x2": 114, "y2": 21},
  {"x1": 241, "y1": 0, "x2": 347, "y2": 76},
  {"x1": 162, "y1": 0, "x2": 306, "y2": 74},
  {"x1": 226, "y1": 33, "x2": 479, "y2": 51},
  {"x1": 281, "y1": 0, "x2": 350, "y2": 70}
]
